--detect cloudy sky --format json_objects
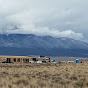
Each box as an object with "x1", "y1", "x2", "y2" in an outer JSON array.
[{"x1": 0, "y1": 0, "x2": 88, "y2": 41}]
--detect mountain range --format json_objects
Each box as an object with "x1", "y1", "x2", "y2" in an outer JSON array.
[{"x1": 0, "y1": 34, "x2": 88, "y2": 57}]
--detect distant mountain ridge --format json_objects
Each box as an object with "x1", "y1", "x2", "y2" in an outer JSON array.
[
  {"x1": 0, "y1": 34, "x2": 88, "y2": 49},
  {"x1": 0, "y1": 34, "x2": 88, "y2": 57}
]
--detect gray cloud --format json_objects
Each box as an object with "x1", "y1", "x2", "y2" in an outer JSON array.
[{"x1": 0, "y1": 0, "x2": 88, "y2": 40}]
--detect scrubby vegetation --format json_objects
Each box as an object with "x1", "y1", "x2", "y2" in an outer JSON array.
[{"x1": 0, "y1": 63, "x2": 88, "y2": 88}]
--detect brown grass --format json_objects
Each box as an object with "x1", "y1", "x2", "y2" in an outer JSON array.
[{"x1": 0, "y1": 63, "x2": 88, "y2": 88}]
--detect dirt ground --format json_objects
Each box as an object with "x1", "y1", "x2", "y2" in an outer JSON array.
[{"x1": 0, "y1": 63, "x2": 88, "y2": 88}]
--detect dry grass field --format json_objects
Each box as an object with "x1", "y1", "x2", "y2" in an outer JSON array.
[{"x1": 0, "y1": 63, "x2": 88, "y2": 88}]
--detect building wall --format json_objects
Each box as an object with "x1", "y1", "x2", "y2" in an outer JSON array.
[
  {"x1": 7, "y1": 58, "x2": 33, "y2": 63},
  {"x1": 0, "y1": 58, "x2": 6, "y2": 63},
  {"x1": 0, "y1": 56, "x2": 33, "y2": 63}
]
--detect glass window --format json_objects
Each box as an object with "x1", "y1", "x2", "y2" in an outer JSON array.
[
  {"x1": 23, "y1": 59, "x2": 29, "y2": 63},
  {"x1": 13, "y1": 58, "x2": 16, "y2": 62},
  {"x1": 17, "y1": 58, "x2": 20, "y2": 62}
]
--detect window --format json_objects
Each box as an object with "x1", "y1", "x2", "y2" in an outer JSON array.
[
  {"x1": 23, "y1": 59, "x2": 25, "y2": 62},
  {"x1": 7, "y1": 58, "x2": 11, "y2": 63},
  {"x1": 13, "y1": 58, "x2": 16, "y2": 62},
  {"x1": 26, "y1": 59, "x2": 29, "y2": 62},
  {"x1": 17, "y1": 58, "x2": 20, "y2": 62},
  {"x1": 23, "y1": 59, "x2": 29, "y2": 63}
]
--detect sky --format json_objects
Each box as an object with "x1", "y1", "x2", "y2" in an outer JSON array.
[{"x1": 0, "y1": 0, "x2": 88, "y2": 41}]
